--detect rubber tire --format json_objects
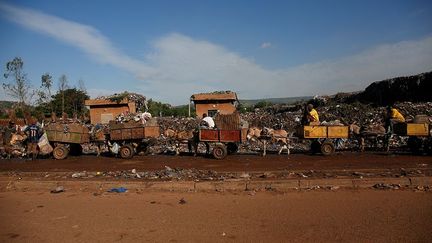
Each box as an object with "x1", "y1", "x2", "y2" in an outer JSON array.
[
  {"x1": 321, "y1": 141, "x2": 335, "y2": 156},
  {"x1": 120, "y1": 144, "x2": 135, "y2": 159},
  {"x1": 227, "y1": 143, "x2": 239, "y2": 155},
  {"x1": 212, "y1": 144, "x2": 227, "y2": 160},
  {"x1": 53, "y1": 145, "x2": 69, "y2": 160}
]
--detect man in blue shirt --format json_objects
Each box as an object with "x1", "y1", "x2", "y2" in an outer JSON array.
[{"x1": 24, "y1": 120, "x2": 41, "y2": 160}]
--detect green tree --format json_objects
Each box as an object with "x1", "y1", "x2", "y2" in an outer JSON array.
[
  {"x1": 49, "y1": 88, "x2": 89, "y2": 117},
  {"x1": 2, "y1": 57, "x2": 33, "y2": 109},
  {"x1": 237, "y1": 102, "x2": 253, "y2": 113},
  {"x1": 254, "y1": 101, "x2": 273, "y2": 109},
  {"x1": 37, "y1": 73, "x2": 54, "y2": 113},
  {"x1": 146, "y1": 99, "x2": 193, "y2": 117}
]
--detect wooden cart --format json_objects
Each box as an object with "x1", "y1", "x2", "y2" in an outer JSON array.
[
  {"x1": 199, "y1": 128, "x2": 248, "y2": 159},
  {"x1": 108, "y1": 120, "x2": 160, "y2": 159},
  {"x1": 196, "y1": 112, "x2": 248, "y2": 159},
  {"x1": 393, "y1": 122, "x2": 431, "y2": 154},
  {"x1": 45, "y1": 123, "x2": 91, "y2": 159},
  {"x1": 297, "y1": 125, "x2": 349, "y2": 155}
]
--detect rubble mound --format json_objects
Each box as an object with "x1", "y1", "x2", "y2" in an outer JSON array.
[{"x1": 352, "y1": 71, "x2": 432, "y2": 105}]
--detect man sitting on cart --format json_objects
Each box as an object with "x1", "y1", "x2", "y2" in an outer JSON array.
[
  {"x1": 385, "y1": 105, "x2": 405, "y2": 134},
  {"x1": 302, "y1": 104, "x2": 320, "y2": 125},
  {"x1": 201, "y1": 113, "x2": 215, "y2": 128}
]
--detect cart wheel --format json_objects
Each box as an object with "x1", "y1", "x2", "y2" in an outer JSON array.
[
  {"x1": 407, "y1": 137, "x2": 423, "y2": 154},
  {"x1": 120, "y1": 144, "x2": 135, "y2": 159},
  {"x1": 213, "y1": 144, "x2": 227, "y2": 160},
  {"x1": 310, "y1": 140, "x2": 321, "y2": 154},
  {"x1": 227, "y1": 142, "x2": 238, "y2": 154},
  {"x1": 53, "y1": 145, "x2": 69, "y2": 160},
  {"x1": 321, "y1": 141, "x2": 335, "y2": 155}
]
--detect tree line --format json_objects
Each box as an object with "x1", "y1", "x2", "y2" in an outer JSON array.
[
  {"x1": 2, "y1": 57, "x2": 89, "y2": 120},
  {"x1": 1, "y1": 57, "x2": 194, "y2": 120}
]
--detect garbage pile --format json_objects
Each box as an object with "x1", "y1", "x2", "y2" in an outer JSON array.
[
  {"x1": 70, "y1": 166, "x2": 222, "y2": 181},
  {"x1": 352, "y1": 71, "x2": 432, "y2": 105},
  {"x1": 96, "y1": 91, "x2": 147, "y2": 110},
  {"x1": 114, "y1": 111, "x2": 153, "y2": 125},
  {"x1": 240, "y1": 101, "x2": 432, "y2": 131},
  {"x1": 158, "y1": 117, "x2": 199, "y2": 134}
]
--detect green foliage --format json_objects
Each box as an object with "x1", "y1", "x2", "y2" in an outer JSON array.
[
  {"x1": 2, "y1": 57, "x2": 34, "y2": 108},
  {"x1": 108, "y1": 91, "x2": 129, "y2": 103},
  {"x1": 236, "y1": 102, "x2": 253, "y2": 113},
  {"x1": 37, "y1": 73, "x2": 54, "y2": 112},
  {"x1": 147, "y1": 99, "x2": 194, "y2": 117},
  {"x1": 254, "y1": 101, "x2": 273, "y2": 109},
  {"x1": 35, "y1": 88, "x2": 89, "y2": 117}
]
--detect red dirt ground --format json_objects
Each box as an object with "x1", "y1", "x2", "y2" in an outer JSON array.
[
  {"x1": 0, "y1": 190, "x2": 431, "y2": 242},
  {"x1": 0, "y1": 152, "x2": 430, "y2": 173}
]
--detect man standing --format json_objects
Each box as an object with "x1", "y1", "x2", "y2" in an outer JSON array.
[{"x1": 24, "y1": 120, "x2": 41, "y2": 160}]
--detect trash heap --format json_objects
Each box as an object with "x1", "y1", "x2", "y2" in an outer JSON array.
[
  {"x1": 240, "y1": 101, "x2": 432, "y2": 131},
  {"x1": 113, "y1": 111, "x2": 154, "y2": 125},
  {"x1": 70, "y1": 166, "x2": 222, "y2": 181},
  {"x1": 157, "y1": 117, "x2": 199, "y2": 134},
  {"x1": 96, "y1": 91, "x2": 147, "y2": 111}
]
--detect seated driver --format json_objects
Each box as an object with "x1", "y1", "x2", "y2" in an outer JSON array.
[{"x1": 201, "y1": 113, "x2": 215, "y2": 128}]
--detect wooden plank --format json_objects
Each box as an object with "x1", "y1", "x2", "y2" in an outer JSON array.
[
  {"x1": 144, "y1": 126, "x2": 160, "y2": 138},
  {"x1": 214, "y1": 113, "x2": 241, "y2": 130},
  {"x1": 407, "y1": 123, "x2": 429, "y2": 136},
  {"x1": 110, "y1": 129, "x2": 122, "y2": 140},
  {"x1": 219, "y1": 130, "x2": 241, "y2": 142},
  {"x1": 121, "y1": 129, "x2": 132, "y2": 140},
  {"x1": 200, "y1": 129, "x2": 219, "y2": 141},
  {"x1": 394, "y1": 123, "x2": 429, "y2": 136},
  {"x1": 303, "y1": 126, "x2": 327, "y2": 138},
  {"x1": 131, "y1": 127, "x2": 144, "y2": 139},
  {"x1": 327, "y1": 126, "x2": 349, "y2": 138}
]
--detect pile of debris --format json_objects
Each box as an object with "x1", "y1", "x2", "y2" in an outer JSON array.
[
  {"x1": 352, "y1": 71, "x2": 432, "y2": 105},
  {"x1": 96, "y1": 91, "x2": 148, "y2": 110},
  {"x1": 70, "y1": 167, "x2": 222, "y2": 181},
  {"x1": 240, "y1": 101, "x2": 432, "y2": 131}
]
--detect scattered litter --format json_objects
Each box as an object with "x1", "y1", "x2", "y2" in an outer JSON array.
[
  {"x1": 239, "y1": 172, "x2": 250, "y2": 179},
  {"x1": 50, "y1": 186, "x2": 65, "y2": 194},
  {"x1": 108, "y1": 187, "x2": 128, "y2": 193},
  {"x1": 372, "y1": 183, "x2": 401, "y2": 190},
  {"x1": 179, "y1": 198, "x2": 187, "y2": 204}
]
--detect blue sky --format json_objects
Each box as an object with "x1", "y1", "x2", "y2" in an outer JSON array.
[{"x1": 0, "y1": 0, "x2": 431, "y2": 105}]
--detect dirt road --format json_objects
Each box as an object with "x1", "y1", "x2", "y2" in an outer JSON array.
[
  {"x1": 0, "y1": 152, "x2": 430, "y2": 173},
  {"x1": 1, "y1": 190, "x2": 431, "y2": 242},
  {"x1": 1, "y1": 153, "x2": 430, "y2": 242}
]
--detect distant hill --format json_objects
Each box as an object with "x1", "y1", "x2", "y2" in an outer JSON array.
[{"x1": 239, "y1": 96, "x2": 312, "y2": 106}]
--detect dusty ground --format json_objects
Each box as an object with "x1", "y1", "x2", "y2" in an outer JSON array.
[
  {"x1": 1, "y1": 153, "x2": 431, "y2": 242},
  {"x1": 0, "y1": 152, "x2": 430, "y2": 173},
  {"x1": 0, "y1": 190, "x2": 431, "y2": 242}
]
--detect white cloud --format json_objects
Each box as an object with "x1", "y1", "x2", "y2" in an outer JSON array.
[
  {"x1": 1, "y1": 3, "x2": 431, "y2": 105},
  {"x1": 260, "y1": 42, "x2": 272, "y2": 48}
]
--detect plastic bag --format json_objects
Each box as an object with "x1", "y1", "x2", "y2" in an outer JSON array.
[
  {"x1": 110, "y1": 142, "x2": 119, "y2": 154},
  {"x1": 38, "y1": 133, "x2": 53, "y2": 155}
]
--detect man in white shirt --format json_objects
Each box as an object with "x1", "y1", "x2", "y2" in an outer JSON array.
[{"x1": 201, "y1": 113, "x2": 215, "y2": 128}]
